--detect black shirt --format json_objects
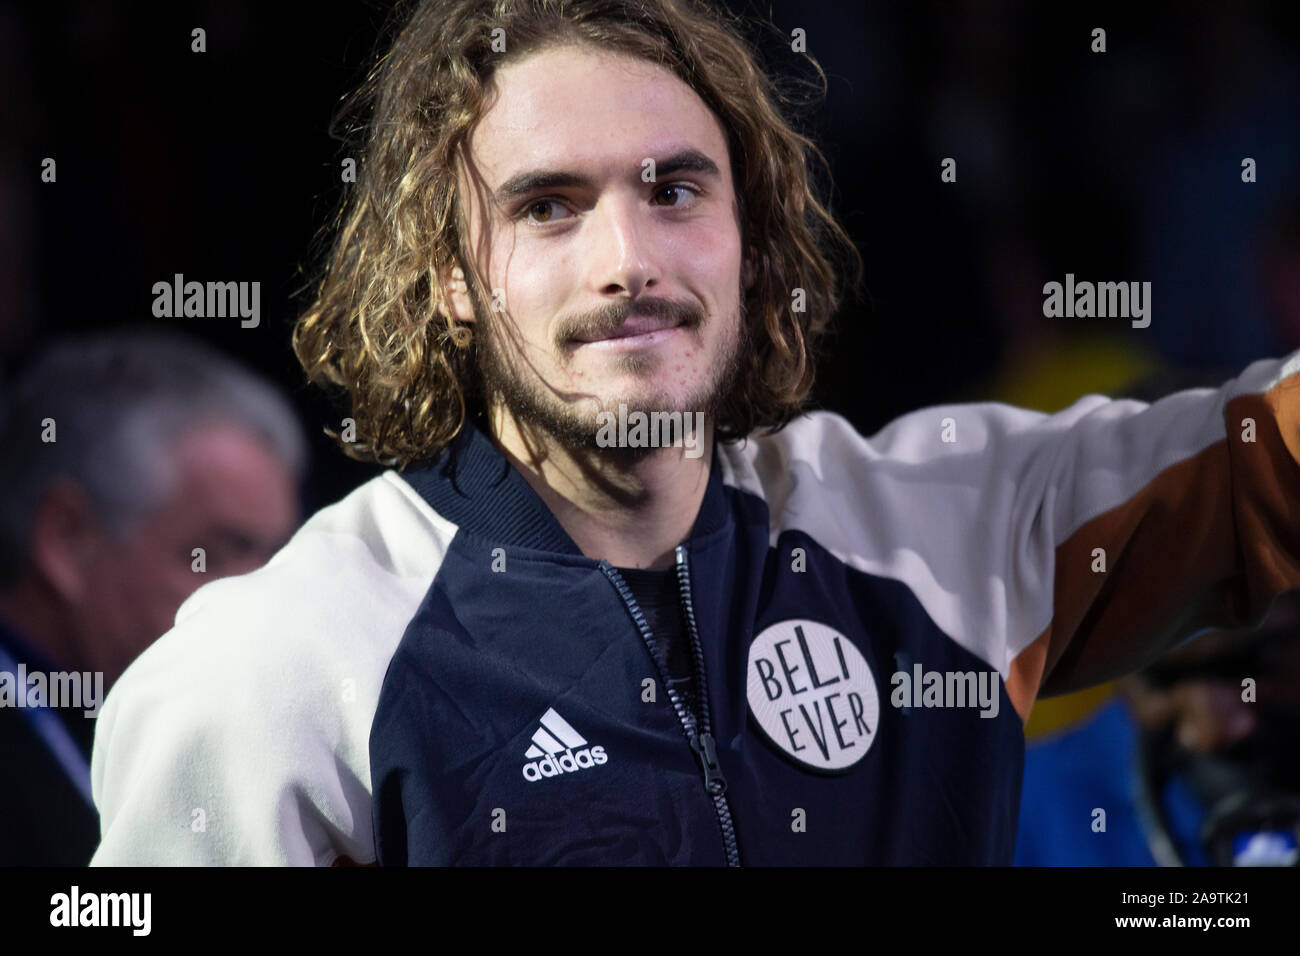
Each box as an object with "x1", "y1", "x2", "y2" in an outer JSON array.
[{"x1": 615, "y1": 565, "x2": 700, "y2": 719}]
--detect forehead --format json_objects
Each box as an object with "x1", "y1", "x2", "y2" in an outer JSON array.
[
  {"x1": 466, "y1": 44, "x2": 731, "y2": 186},
  {"x1": 156, "y1": 424, "x2": 288, "y2": 519}
]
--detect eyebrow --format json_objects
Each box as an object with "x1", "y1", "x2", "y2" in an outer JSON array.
[{"x1": 492, "y1": 148, "x2": 722, "y2": 207}]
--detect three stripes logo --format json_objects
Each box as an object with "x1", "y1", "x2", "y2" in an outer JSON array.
[{"x1": 521, "y1": 707, "x2": 608, "y2": 782}]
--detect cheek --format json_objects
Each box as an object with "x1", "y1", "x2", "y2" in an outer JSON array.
[
  {"x1": 103, "y1": 536, "x2": 187, "y2": 602},
  {"x1": 687, "y1": 261, "x2": 742, "y2": 337},
  {"x1": 74, "y1": 556, "x2": 145, "y2": 641},
  {"x1": 682, "y1": 224, "x2": 741, "y2": 293},
  {"x1": 124, "y1": 559, "x2": 197, "y2": 641},
  {"x1": 499, "y1": 248, "x2": 574, "y2": 337}
]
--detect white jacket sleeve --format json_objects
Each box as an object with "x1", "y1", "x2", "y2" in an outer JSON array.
[{"x1": 90, "y1": 473, "x2": 450, "y2": 866}]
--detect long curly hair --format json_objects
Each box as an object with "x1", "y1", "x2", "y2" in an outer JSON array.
[{"x1": 293, "y1": 0, "x2": 863, "y2": 469}]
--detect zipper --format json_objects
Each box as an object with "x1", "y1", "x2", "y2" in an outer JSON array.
[
  {"x1": 600, "y1": 548, "x2": 742, "y2": 866},
  {"x1": 672, "y1": 544, "x2": 741, "y2": 866}
]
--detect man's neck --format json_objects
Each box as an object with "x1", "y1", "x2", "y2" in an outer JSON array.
[
  {"x1": 485, "y1": 406, "x2": 713, "y2": 569},
  {"x1": 0, "y1": 581, "x2": 79, "y2": 671}
]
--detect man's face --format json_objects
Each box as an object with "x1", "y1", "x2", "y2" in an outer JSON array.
[
  {"x1": 72, "y1": 422, "x2": 299, "y2": 687},
  {"x1": 1124, "y1": 612, "x2": 1300, "y2": 773},
  {"x1": 454, "y1": 44, "x2": 750, "y2": 452}
]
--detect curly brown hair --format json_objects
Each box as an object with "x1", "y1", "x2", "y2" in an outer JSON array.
[{"x1": 293, "y1": 0, "x2": 863, "y2": 469}]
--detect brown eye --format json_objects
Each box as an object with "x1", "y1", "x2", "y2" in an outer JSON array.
[
  {"x1": 652, "y1": 184, "x2": 699, "y2": 207},
  {"x1": 522, "y1": 199, "x2": 571, "y2": 224}
]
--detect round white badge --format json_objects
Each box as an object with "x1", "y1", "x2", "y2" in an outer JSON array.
[{"x1": 746, "y1": 619, "x2": 879, "y2": 771}]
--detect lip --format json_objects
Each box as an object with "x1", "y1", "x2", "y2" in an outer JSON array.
[
  {"x1": 572, "y1": 324, "x2": 685, "y2": 350},
  {"x1": 570, "y1": 315, "x2": 686, "y2": 348}
]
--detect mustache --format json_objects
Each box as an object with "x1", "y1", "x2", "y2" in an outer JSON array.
[{"x1": 556, "y1": 297, "x2": 703, "y2": 345}]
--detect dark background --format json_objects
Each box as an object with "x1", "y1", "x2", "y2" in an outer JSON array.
[{"x1": 2, "y1": 0, "x2": 1299, "y2": 514}]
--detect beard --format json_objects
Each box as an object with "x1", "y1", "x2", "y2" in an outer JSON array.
[{"x1": 471, "y1": 293, "x2": 748, "y2": 461}]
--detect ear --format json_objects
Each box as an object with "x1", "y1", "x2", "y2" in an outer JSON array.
[
  {"x1": 440, "y1": 261, "x2": 477, "y2": 324},
  {"x1": 28, "y1": 477, "x2": 104, "y2": 605}
]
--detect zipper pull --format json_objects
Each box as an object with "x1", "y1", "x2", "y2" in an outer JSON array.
[{"x1": 691, "y1": 731, "x2": 728, "y2": 795}]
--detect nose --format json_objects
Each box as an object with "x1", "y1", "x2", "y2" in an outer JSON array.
[{"x1": 583, "y1": 193, "x2": 659, "y2": 299}]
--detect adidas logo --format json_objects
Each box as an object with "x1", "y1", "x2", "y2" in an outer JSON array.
[{"x1": 521, "y1": 707, "x2": 608, "y2": 782}]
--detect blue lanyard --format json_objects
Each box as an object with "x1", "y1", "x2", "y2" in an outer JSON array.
[{"x1": 0, "y1": 643, "x2": 94, "y2": 810}]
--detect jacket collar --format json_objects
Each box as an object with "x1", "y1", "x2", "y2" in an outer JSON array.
[{"x1": 398, "y1": 414, "x2": 730, "y2": 556}]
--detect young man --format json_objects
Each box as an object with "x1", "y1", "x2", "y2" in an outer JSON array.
[{"x1": 91, "y1": 0, "x2": 1300, "y2": 865}]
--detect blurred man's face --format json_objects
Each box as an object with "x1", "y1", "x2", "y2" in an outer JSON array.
[
  {"x1": 73, "y1": 422, "x2": 298, "y2": 687},
  {"x1": 454, "y1": 44, "x2": 750, "y2": 452},
  {"x1": 1124, "y1": 623, "x2": 1300, "y2": 759}
]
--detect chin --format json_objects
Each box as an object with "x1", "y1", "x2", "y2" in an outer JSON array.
[{"x1": 598, "y1": 390, "x2": 694, "y2": 416}]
